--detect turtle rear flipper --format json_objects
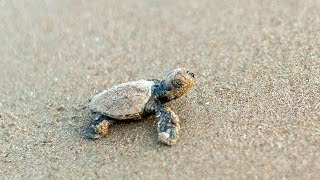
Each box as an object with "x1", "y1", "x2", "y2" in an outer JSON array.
[
  {"x1": 86, "y1": 127, "x2": 102, "y2": 139},
  {"x1": 86, "y1": 114, "x2": 114, "y2": 139}
]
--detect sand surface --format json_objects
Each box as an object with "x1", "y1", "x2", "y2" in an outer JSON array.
[{"x1": 1, "y1": 0, "x2": 319, "y2": 179}]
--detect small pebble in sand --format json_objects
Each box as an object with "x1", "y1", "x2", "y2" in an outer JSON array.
[{"x1": 57, "y1": 104, "x2": 66, "y2": 111}]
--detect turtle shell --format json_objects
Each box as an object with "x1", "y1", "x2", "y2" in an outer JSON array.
[{"x1": 89, "y1": 80, "x2": 154, "y2": 120}]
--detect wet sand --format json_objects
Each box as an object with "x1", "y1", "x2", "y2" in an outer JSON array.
[{"x1": 1, "y1": 0, "x2": 319, "y2": 179}]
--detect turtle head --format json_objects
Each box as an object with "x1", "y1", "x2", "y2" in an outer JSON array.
[{"x1": 161, "y1": 68, "x2": 195, "y2": 101}]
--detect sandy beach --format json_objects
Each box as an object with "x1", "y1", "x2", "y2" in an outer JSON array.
[{"x1": 1, "y1": 0, "x2": 319, "y2": 179}]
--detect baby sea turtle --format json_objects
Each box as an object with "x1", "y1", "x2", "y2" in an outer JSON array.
[{"x1": 87, "y1": 68, "x2": 195, "y2": 145}]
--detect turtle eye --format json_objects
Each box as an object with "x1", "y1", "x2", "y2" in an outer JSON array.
[
  {"x1": 187, "y1": 71, "x2": 195, "y2": 78},
  {"x1": 172, "y1": 80, "x2": 184, "y2": 88}
]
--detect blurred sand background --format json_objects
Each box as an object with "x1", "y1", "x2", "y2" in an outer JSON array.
[{"x1": 0, "y1": 0, "x2": 319, "y2": 179}]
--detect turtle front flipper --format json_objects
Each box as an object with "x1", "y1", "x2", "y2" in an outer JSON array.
[
  {"x1": 86, "y1": 113, "x2": 114, "y2": 139},
  {"x1": 155, "y1": 106, "x2": 180, "y2": 145}
]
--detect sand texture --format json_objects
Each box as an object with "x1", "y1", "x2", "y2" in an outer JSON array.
[{"x1": 1, "y1": 0, "x2": 319, "y2": 179}]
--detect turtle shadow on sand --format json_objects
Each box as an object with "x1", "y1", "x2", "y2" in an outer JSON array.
[
  {"x1": 73, "y1": 108, "x2": 157, "y2": 145},
  {"x1": 73, "y1": 102, "x2": 191, "y2": 147}
]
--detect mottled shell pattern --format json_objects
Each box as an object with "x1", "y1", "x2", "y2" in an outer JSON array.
[{"x1": 89, "y1": 80, "x2": 154, "y2": 120}]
